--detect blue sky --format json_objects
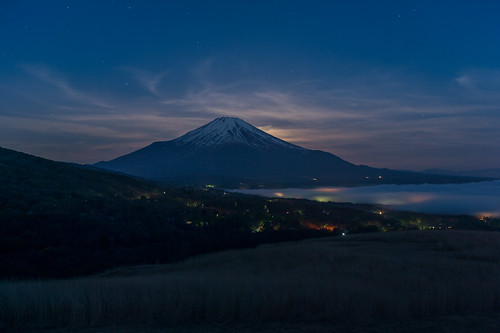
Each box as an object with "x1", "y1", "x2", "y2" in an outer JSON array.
[{"x1": 1, "y1": 1, "x2": 499, "y2": 170}]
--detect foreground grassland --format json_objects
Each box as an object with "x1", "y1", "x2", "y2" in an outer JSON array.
[{"x1": 1, "y1": 230, "x2": 500, "y2": 332}]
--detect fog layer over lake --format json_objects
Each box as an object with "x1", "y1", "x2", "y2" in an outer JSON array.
[{"x1": 236, "y1": 181, "x2": 500, "y2": 217}]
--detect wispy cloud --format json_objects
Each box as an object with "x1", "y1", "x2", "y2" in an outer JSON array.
[
  {"x1": 21, "y1": 64, "x2": 114, "y2": 109},
  {"x1": 121, "y1": 67, "x2": 168, "y2": 96},
  {"x1": 157, "y1": 65, "x2": 500, "y2": 170},
  {"x1": 2, "y1": 62, "x2": 499, "y2": 169}
]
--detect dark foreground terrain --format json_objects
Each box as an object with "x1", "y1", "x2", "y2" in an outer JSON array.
[
  {"x1": 3, "y1": 146, "x2": 498, "y2": 280},
  {"x1": 2, "y1": 147, "x2": 500, "y2": 331},
  {"x1": 2, "y1": 230, "x2": 500, "y2": 332}
]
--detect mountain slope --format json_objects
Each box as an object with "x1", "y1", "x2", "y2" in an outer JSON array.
[
  {"x1": 1, "y1": 146, "x2": 497, "y2": 279},
  {"x1": 424, "y1": 168, "x2": 500, "y2": 179},
  {"x1": 0, "y1": 146, "x2": 388, "y2": 278},
  {"x1": 95, "y1": 117, "x2": 487, "y2": 187},
  {"x1": 0, "y1": 146, "x2": 338, "y2": 278},
  {"x1": 0, "y1": 146, "x2": 160, "y2": 201}
]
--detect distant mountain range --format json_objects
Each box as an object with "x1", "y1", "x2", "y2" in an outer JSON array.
[
  {"x1": 423, "y1": 168, "x2": 500, "y2": 179},
  {"x1": 95, "y1": 117, "x2": 489, "y2": 187}
]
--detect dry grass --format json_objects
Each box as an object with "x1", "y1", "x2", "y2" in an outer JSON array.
[{"x1": 1, "y1": 230, "x2": 500, "y2": 331}]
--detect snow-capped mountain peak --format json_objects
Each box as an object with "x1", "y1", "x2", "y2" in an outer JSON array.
[
  {"x1": 95, "y1": 116, "x2": 480, "y2": 187},
  {"x1": 173, "y1": 117, "x2": 303, "y2": 149}
]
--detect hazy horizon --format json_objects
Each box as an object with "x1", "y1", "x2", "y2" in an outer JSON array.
[{"x1": 236, "y1": 180, "x2": 500, "y2": 218}]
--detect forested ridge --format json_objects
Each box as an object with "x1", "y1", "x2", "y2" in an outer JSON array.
[{"x1": 1, "y1": 147, "x2": 498, "y2": 279}]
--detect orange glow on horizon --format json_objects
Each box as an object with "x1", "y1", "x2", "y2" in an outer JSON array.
[
  {"x1": 314, "y1": 188, "x2": 344, "y2": 193},
  {"x1": 407, "y1": 194, "x2": 435, "y2": 204},
  {"x1": 476, "y1": 212, "x2": 500, "y2": 218}
]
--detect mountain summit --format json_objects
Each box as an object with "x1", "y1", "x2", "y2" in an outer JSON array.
[
  {"x1": 173, "y1": 117, "x2": 302, "y2": 150},
  {"x1": 95, "y1": 117, "x2": 484, "y2": 187}
]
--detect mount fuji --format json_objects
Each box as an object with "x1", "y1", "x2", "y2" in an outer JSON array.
[{"x1": 95, "y1": 117, "x2": 484, "y2": 187}]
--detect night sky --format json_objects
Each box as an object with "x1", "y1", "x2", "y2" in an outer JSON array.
[{"x1": 1, "y1": 1, "x2": 499, "y2": 171}]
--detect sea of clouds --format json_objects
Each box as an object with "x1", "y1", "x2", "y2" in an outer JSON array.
[{"x1": 237, "y1": 180, "x2": 500, "y2": 217}]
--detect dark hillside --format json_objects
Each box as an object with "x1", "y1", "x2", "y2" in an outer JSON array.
[
  {"x1": 0, "y1": 147, "x2": 161, "y2": 200},
  {"x1": 1, "y1": 147, "x2": 498, "y2": 279}
]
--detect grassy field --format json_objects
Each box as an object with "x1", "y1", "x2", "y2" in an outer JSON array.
[{"x1": 1, "y1": 230, "x2": 500, "y2": 332}]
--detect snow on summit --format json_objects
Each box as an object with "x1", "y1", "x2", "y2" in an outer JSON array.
[{"x1": 173, "y1": 117, "x2": 303, "y2": 149}]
